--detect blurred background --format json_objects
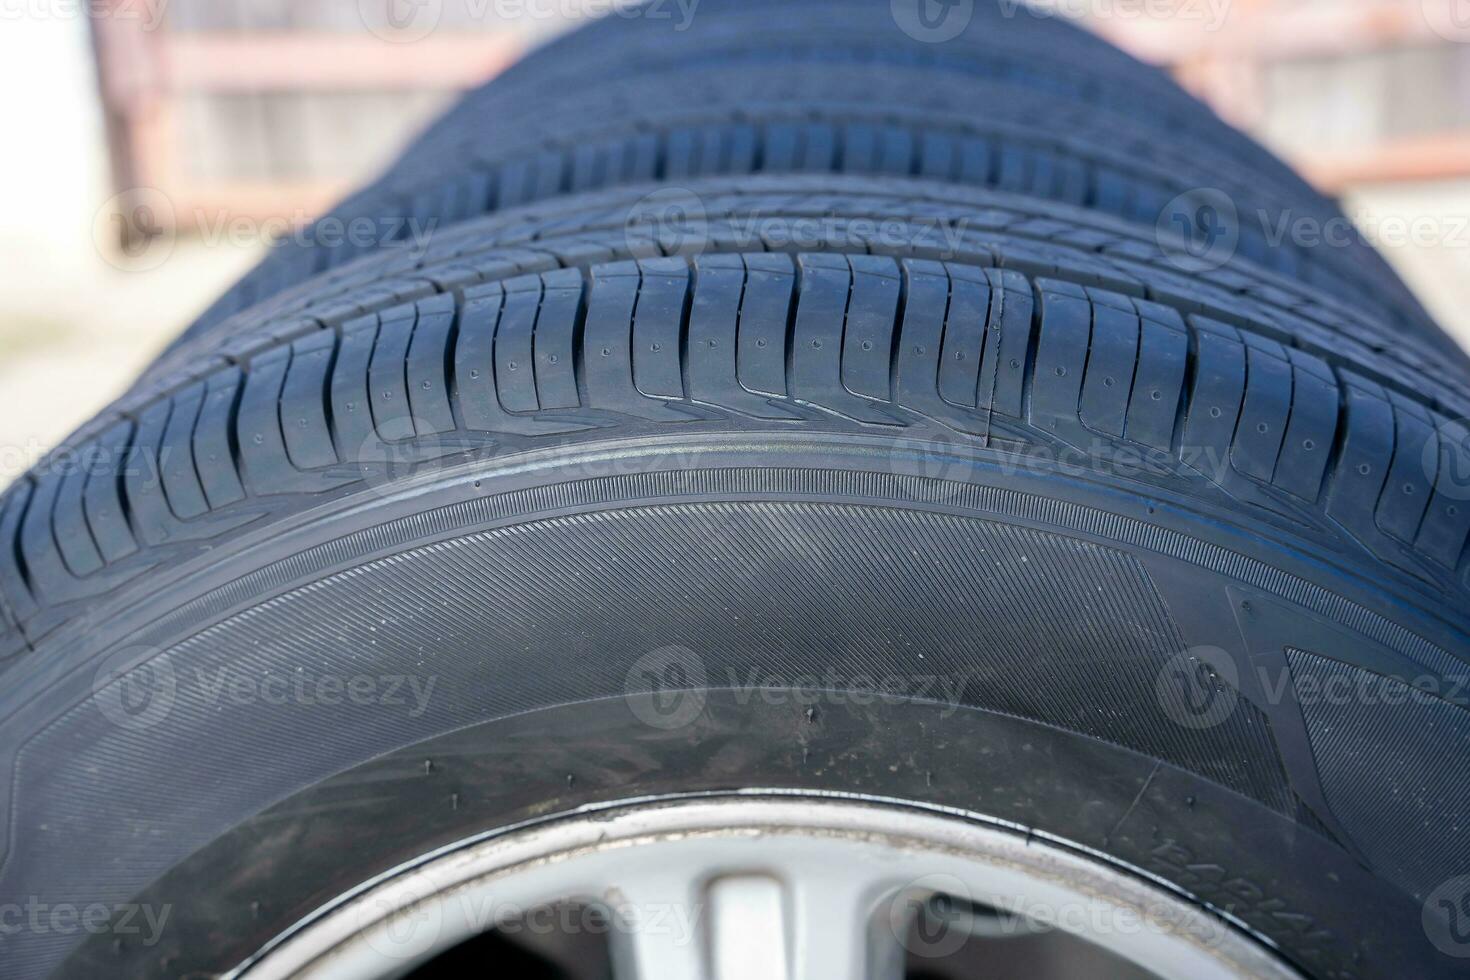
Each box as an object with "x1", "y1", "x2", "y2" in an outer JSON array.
[{"x1": 2, "y1": 0, "x2": 1469, "y2": 488}]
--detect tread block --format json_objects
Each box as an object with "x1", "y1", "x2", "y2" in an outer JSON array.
[
  {"x1": 332, "y1": 315, "x2": 385, "y2": 459},
  {"x1": 84, "y1": 420, "x2": 141, "y2": 562},
  {"x1": 0, "y1": 479, "x2": 39, "y2": 621},
  {"x1": 894, "y1": 260, "x2": 971, "y2": 430},
  {"x1": 583, "y1": 262, "x2": 687, "y2": 420},
  {"x1": 919, "y1": 131, "x2": 958, "y2": 180},
  {"x1": 1327, "y1": 376, "x2": 1396, "y2": 542},
  {"x1": 584, "y1": 263, "x2": 642, "y2": 410},
  {"x1": 841, "y1": 122, "x2": 878, "y2": 173},
  {"x1": 877, "y1": 125, "x2": 915, "y2": 175},
  {"x1": 841, "y1": 255, "x2": 901, "y2": 402},
  {"x1": 532, "y1": 268, "x2": 584, "y2": 410},
  {"x1": 624, "y1": 132, "x2": 659, "y2": 182},
  {"x1": 1029, "y1": 280, "x2": 1092, "y2": 437},
  {"x1": 1416, "y1": 414, "x2": 1470, "y2": 568},
  {"x1": 53, "y1": 456, "x2": 104, "y2": 577},
  {"x1": 789, "y1": 254, "x2": 900, "y2": 424},
  {"x1": 496, "y1": 278, "x2": 544, "y2": 413},
  {"x1": 237, "y1": 348, "x2": 303, "y2": 496},
  {"x1": 957, "y1": 137, "x2": 992, "y2": 183},
  {"x1": 405, "y1": 293, "x2": 458, "y2": 435},
  {"x1": 280, "y1": 332, "x2": 340, "y2": 470},
  {"x1": 20, "y1": 471, "x2": 78, "y2": 599},
  {"x1": 937, "y1": 266, "x2": 991, "y2": 409},
  {"x1": 801, "y1": 122, "x2": 837, "y2": 171},
  {"x1": 726, "y1": 124, "x2": 757, "y2": 172},
  {"x1": 454, "y1": 285, "x2": 507, "y2": 432},
  {"x1": 686, "y1": 255, "x2": 799, "y2": 419},
  {"x1": 1232, "y1": 346, "x2": 1293, "y2": 483},
  {"x1": 763, "y1": 121, "x2": 800, "y2": 170},
  {"x1": 123, "y1": 400, "x2": 182, "y2": 544},
  {"x1": 569, "y1": 140, "x2": 608, "y2": 191},
  {"x1": 976, "y1": 268, "x2": 1034, "y2": 420},
  {"x1": 1376, "y1": 399, "x2": 1436, "y2": 544},
  {"x1": 1123, "y1": 306, "x2": 1187, "y2": 451},
  {"x1": 790, "y1": 253, "x2": 852, "y2": 409},
  {"x1": 1181, "y1": 320, "x2": 1246, "y2": 485},
  {"x1": 665, "y1": 126, "x2": 699, "y2": 177},
  {"x1": 157, "y1": 382, "x2": 210, "y2": 520},
  {"x1": 367, "y1": 306, "x2": 419, "y2": 441},
  {"x1": 631, "y1": 258, "x2": 690, "y2": 400},
  {"x1": 1079, "y1": 297, "x2": 1140, "y2": 438},
  {"x1": 736, "y1": 253, "x2": 795, "y2": 398},
  {"x1": 1273, "y1": 353, "x2": 1339, "y2": 502}
]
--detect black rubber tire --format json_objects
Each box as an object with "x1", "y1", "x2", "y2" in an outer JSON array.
[
  {"x1": 2, "y1": 178, "x2": 1468, "y2": 978},
  {"x1": 176, "y1": 0, "x2": 1442, "y2": 351}
]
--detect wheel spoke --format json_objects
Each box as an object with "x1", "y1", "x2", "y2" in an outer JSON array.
[
  {"x1": 787, "y1": 863, "x2": 907, "y2": 980},
  {"x1": 607, "y1": 869, "x2": 710, "y2": 980},
  {"x1": 708, "y1": 875, "x2": 789, "y2": 980}
]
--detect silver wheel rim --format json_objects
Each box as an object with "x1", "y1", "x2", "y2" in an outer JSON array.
[{"x1": 235, "y1": 795, "x2": 1301, "y2": 980}]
